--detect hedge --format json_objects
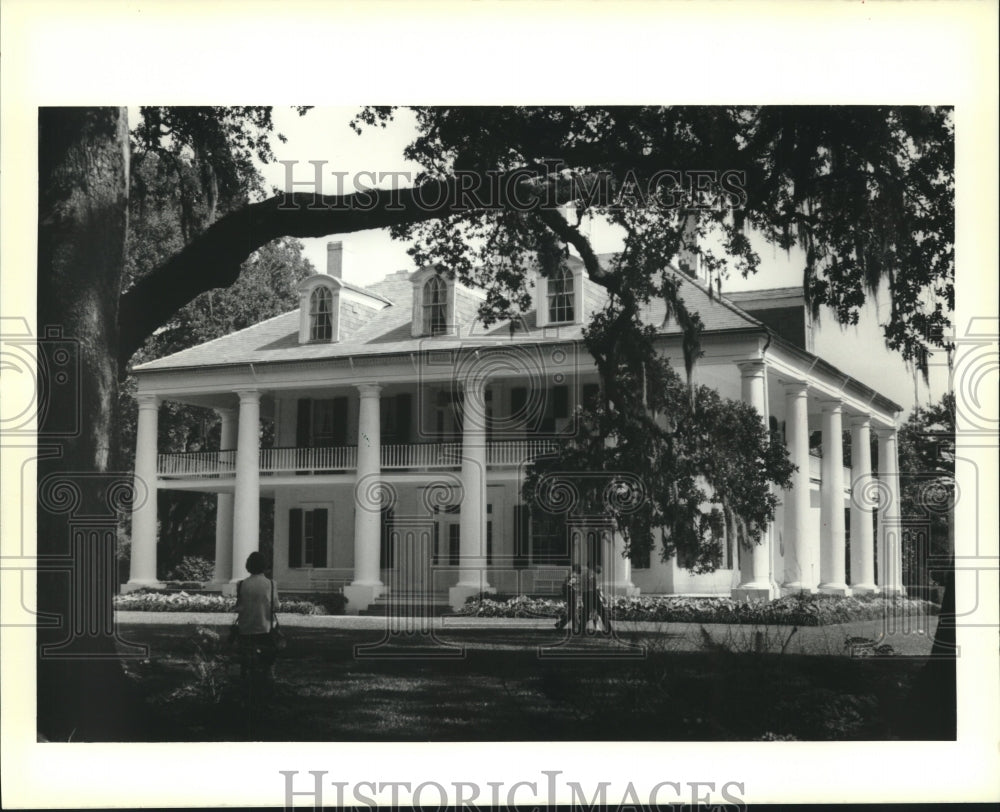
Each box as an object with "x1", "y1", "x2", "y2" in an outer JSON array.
[
  {"x1": 114, "y1": 589, "x2": 346, "y2": 615},
  {"x1": 457, "y1": 592, "x2": 938, "y2": 626}
]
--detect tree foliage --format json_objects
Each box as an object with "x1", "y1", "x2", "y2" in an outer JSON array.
[
  {"x1": 356, "y1": 106, "x2": 951, "y2": 567},
  {"x1": 118, "y1": 110, "x2": 315, "y2": 575},
  {"x1": 898, "y1": 392, "x2": 955, "y2": 587}
]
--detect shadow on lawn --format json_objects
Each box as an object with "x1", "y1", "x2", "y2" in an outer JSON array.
[{"x1": 119, "y1": 624, "x2": 953, "y2": 743}]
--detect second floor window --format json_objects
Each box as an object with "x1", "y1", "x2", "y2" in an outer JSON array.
[
  {"x1": 310, "y1": 287, "x2": 334, "y2": 341},
  {"x1": 423, "y1": 276, "x2": 448, "y2": 335},
  {"x1": 547, "y1": 267, "x2": 575, "y2": 323}
]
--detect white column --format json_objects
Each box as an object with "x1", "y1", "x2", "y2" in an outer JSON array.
[
  {"x1": 605, "y1": 529, "x2": 638, "y2": 597},
  {"x1": 849, "y1": 416, "x2": 877, "y2": 593},
  {"x1": 450, "y1": 376, "x2": 493, "y2": 610},
  {"x1": 230, "y1": 390, "x2": 261, "y2": 582},
  {"x1": 344, "y1": 384, "x2": 384, "y2": 612},
  {"x1": 782, "y1": 381, "x2": 814, "y2": 592},
  {"x1": 878, "y1": 427, "x2": 903, "y2": 594},
  {"x1": 211, "y1": 407, "x2": 237, "y2": 586},
  {"x1": 735, "y1": 360, "x2": 772, "y2": 597},
  {"x1": 818, "y1": 400, "x2": 849, "y2": 594},
  {"x1": 127, "y1": 394, "x2": 160, "y2": 588}
]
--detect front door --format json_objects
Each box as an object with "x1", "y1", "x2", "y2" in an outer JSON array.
[{"x1": 391, "y1": 522, "x2": 434, "y2": 596}]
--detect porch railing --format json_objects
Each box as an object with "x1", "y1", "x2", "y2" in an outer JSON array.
[
  {"x1": 260, "y1": 445, "x2": 357, "y2": 473},
  {"x1": 156, "y1": 440, "x2": 559, "y2": 478},
  {"x1": 157, "y1": 449, "x2": 236, "y2": 478}
]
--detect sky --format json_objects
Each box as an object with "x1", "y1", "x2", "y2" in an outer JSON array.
[{"x1": 255, "y1": 106, "x2": 950, "y2": 414}]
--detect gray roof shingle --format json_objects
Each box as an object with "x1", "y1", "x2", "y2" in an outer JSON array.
[{"x1": 133, "y1": 262, "x2": 763, "y2": 373}]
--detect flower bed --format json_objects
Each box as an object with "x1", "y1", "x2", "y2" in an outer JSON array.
[
  {"x1": 457, "y1": 592, "x2": 938, "y2": 626},
  {"x1": 114, "y1": 589, "x2": 344, "y2": 615}
]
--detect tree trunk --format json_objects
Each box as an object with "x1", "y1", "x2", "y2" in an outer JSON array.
[{"x1": 36, "y1": 107, "x2": 147, "y2": 740}]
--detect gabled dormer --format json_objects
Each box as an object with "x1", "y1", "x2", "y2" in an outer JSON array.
[
  {"x1": 297, "y1": 240, "x2": 392, "y2": 344},
  {"x1": 534, "y1": 263, "x2": 585, "y2": 328},
  {"x1": 410, "y1": 267, "x2": 458, "y2": 337}
]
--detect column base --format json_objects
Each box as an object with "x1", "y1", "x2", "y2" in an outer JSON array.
[
  {"x1": 203, "y1": 580, "x2": 229, "y2": 593},
  {"x1": 879, "y1": 586, "x2": 906, "y2": 597},
  {"x1": 343, "y1": 583, "x2": 384, "y2": 615},
  {"x1": 607, "y1": 583, "x2": 640, "y2": 598},
  {"x1": 121, "y1": 580, "x2": 164, "y2": 593},
  {"x1": 448, "y1": 583, "x2": 495, "y2": 612},
  {"x1": 731, "y1": 585, "x2": 775, "y2": 602},
  {"x1": 780, "y1": 582, "x2": 817, "y2": 596},
  {"x1": 849, "y1": 583, "x2": 878, "y2": 595},
  {"x1": 818, "y1": 583, "x2": 853, "y2": 596}
]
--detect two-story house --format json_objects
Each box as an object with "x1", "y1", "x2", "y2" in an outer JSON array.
[{"x1": 125, "y1": 241, "x2": 904, "y2": 612}]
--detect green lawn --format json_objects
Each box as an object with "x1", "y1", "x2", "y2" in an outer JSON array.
[{"x1": 116, "y1": 620, "x2": 952, "y2": 742}]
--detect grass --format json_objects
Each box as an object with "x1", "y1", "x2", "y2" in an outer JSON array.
[{"x1": 116, "y1": 618, "x2": 952, "y2": 742}]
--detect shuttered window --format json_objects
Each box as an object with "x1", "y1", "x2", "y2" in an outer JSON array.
[
  {"x1": 296, "y1": 398, "x2": 349, "y2": 447},
  {"x1": 288, "y1": 507, "x2": 329, "y2": 568}
]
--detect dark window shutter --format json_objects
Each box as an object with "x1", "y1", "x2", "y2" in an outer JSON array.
[
  {"x1": 332, "y1": 397, "x2": 348, "y2": 446},
  {"x1": 553, "y1": 385, "x2": 569, "y2": 419},
  {"x1": 396, "y1": 394, "x2": 412, "y2": 444},
  {"x1": 514, "y1": 504, "x2": 529, "y2": 567},
  {"x1": 288, "y1": 509, "x2": 303, "y2": 569},
  {"x1": 511, "y1": 387, "x2": 527, "y2": 421},
  {"x1": 380, "y1": 508, "x2": 394, "y2": 569},
  {"x1": 296, "y1": 400, "x2": 311, "y2": 447},
  {"x1": 448, "y1": 524, "x2": 461, "y2": 566},
  {"x1": 312, "y1": 509, "x2": 328, "y2": 567},
  {"x1": 540, "y1": 387, "x2": 556, "y2": 433}
]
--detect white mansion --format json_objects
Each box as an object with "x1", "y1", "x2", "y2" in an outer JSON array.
[{"x1": 126, "y1": 242, "x2": 905, "y2": 612}]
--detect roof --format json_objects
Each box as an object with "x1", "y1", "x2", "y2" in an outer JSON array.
[{"x1": 133, "y1": 261, "x2": 764, "y2": 373}]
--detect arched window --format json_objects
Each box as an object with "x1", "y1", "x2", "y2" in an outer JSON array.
[
  {"x1": 423, "y1": 276, "x2": 448, "y2": 335},
  {"x1": 309, "y1": 286, "x2": 333, "y2": 341},
  {"x1": 547, "y1": 267, "x2": 575, "y2": 323}
]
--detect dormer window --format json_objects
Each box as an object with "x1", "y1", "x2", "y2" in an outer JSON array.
[
  {"x1": 423, "y1": 276, "x2": 448, "y2": 336},
  {"x1": 309, "y1": 287, "x2": 334, "y2": 341},
  {"x1": 547, "y1": 267, "x2": 575, "y2": 323}
]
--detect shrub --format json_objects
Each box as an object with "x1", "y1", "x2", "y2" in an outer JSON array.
[
  {"x1": 164, "y1": 556, "x2": 215, "y2": 582},
  {"x1": 456, "y1": 592, "x2": 937, "y2": 626},
  {"x1": 114, "y1": 589, "x2": 343, "y2": 615}
]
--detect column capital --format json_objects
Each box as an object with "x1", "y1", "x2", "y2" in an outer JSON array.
[
  {"x1": 235, "y1": 388, "x2": 260, "y2": 403},
  {"x1": 849, "y1": 414, "x2": 872, "y2": 429},
  {"x1": 736, "y1": 359, "x2": 766, "y2": 376},
  {"x1": 875, "y1": 425, "x2": 899, "y2": 440},
  {"x1": 215, "y1": 406, "x2": 237, "y2": 420},
  {"x1": 136, "y1": 393, "x2": 160, "y2": 410},
  {"x1": 356, "y1": 383, "x2": 382, "y2": 399},
  {"x1": 820, "y1": 398, "x2": 844, "y2": 414},
  {"x1": 782, "y1": 378, "x2": 809, "y2": 396}
]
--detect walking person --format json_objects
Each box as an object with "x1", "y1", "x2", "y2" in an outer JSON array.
[
  {"x1": 555, "y1": 564, "x2": 581, "y2": 632},
  {"x1": 579, "y1": 563, "x2": 598, "y2": 634},
  {"x1": 593, "y1": 563, "x2": 613, "y2": 636},
  {"x1": 234, "y1": 552, "x2": 279, "y2": 703}
]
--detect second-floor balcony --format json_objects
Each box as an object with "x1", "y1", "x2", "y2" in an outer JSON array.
[{"x1": 157, "y1": 440, "x2": 559, "y2": 479}]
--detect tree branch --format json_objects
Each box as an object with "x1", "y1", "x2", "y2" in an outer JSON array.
[
  {"x1": 117, "y1": 165, "x2": 562, "y2": 372},
  {"x1": 534, "y1": 206, "x2": 617, "y2": 293}
]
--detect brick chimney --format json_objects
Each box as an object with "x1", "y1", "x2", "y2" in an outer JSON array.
[{"x1": 327, "y1": 241, "x2": 343, "y2": 279}]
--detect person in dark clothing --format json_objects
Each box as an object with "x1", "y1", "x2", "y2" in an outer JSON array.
[
  {"x1": 555, "y1": 564, "x2": 582, "y2": 631},
  {"x1": 579, "y1": 564, "x2": 597, "y2": 634},
  {"x1": 234, "y1": 552, "x2": 279, "y2": 685},
  {"x1": 593, "y1": 563, "x2": 613, "y2": 635}
]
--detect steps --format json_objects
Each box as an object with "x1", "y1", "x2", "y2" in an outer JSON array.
[{"x1": 359, "y1": 592, "x2": 454, "y2": 617}]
